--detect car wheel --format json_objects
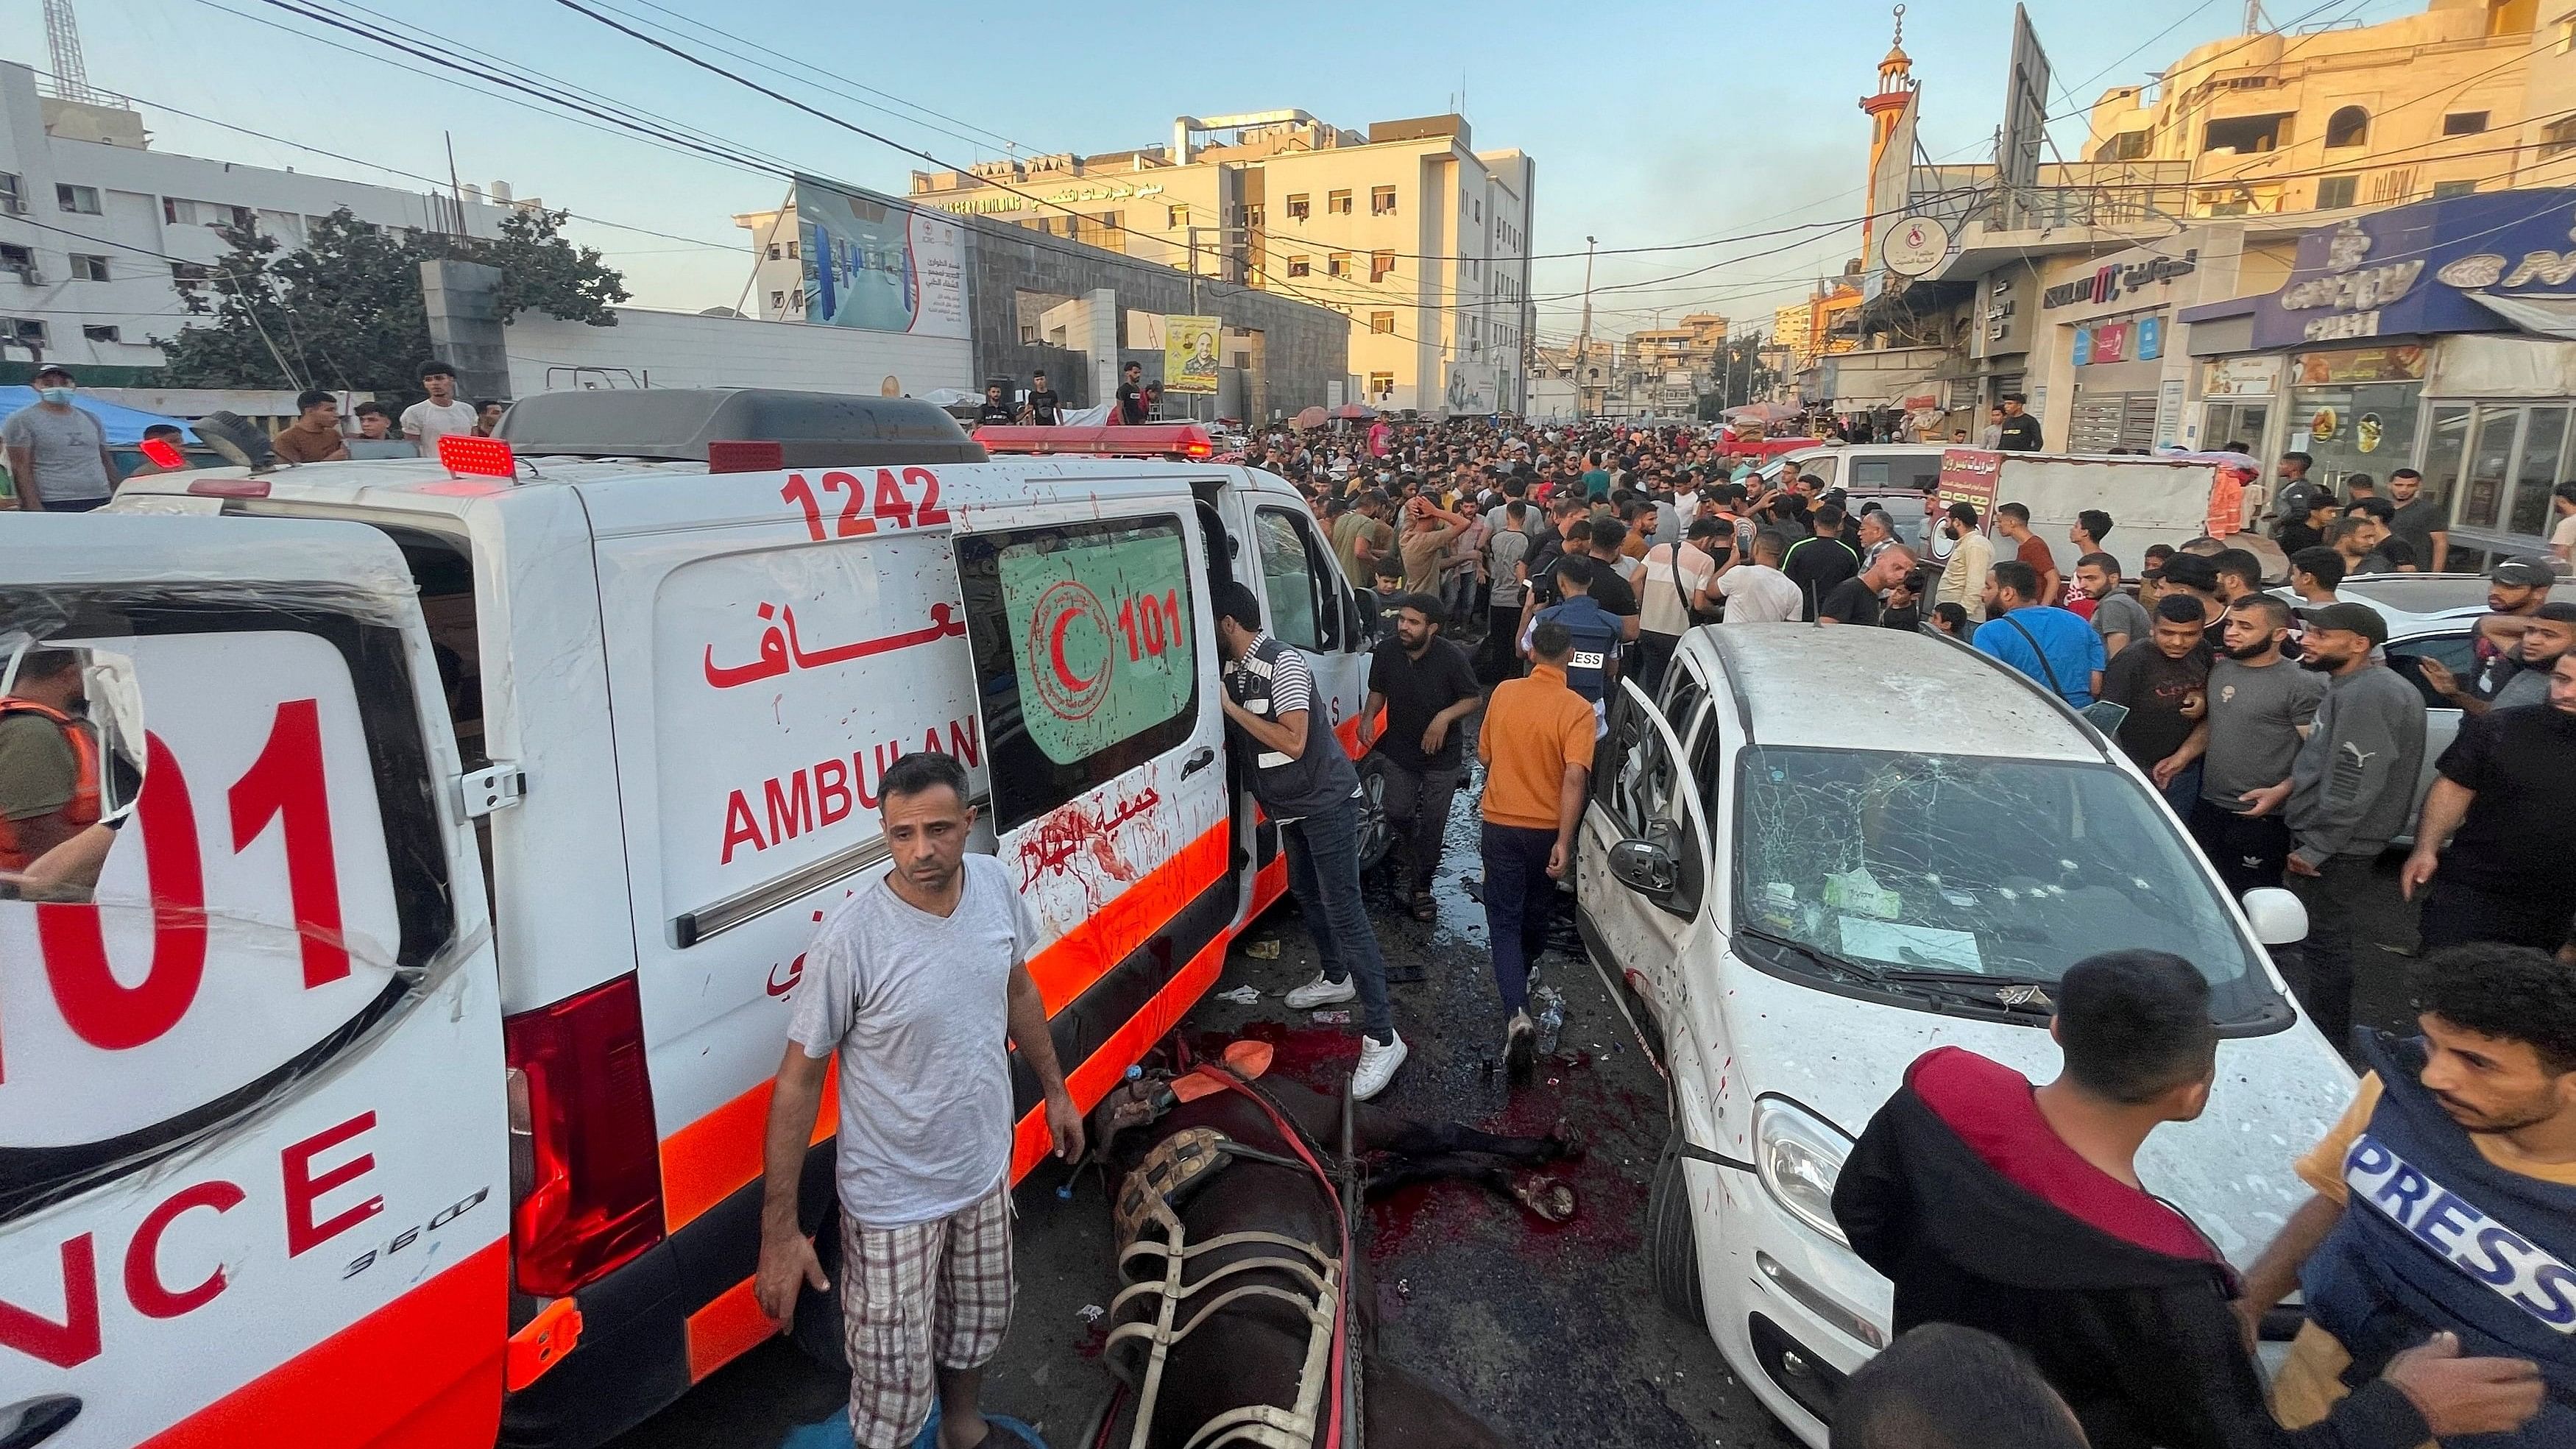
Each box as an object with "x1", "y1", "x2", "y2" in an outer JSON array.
[
  {"x1": 1354, "y1": 759, "x2": 1393, "y2": 872},
  {"x1": 789, "y1": 1205, "x2": 849, "y2": 1373},
  {"x1": 1647, "y1": 1116, "x2": 1708, "y2": 1327}
]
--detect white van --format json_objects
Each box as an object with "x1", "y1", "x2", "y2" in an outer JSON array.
[
  {"x1": 1576, "y1": 623, "x2": 2352, "y2": 1445},
  {"x1": 0, "y1": 391, "x2": 1375, "y2": 1449}
]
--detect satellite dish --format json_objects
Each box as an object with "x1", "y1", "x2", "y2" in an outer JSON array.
[{"x1": 193, "y1": 411, "x2": 277, "y2": 472}]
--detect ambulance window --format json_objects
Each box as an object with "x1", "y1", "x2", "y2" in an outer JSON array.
[
  {"x1": 1254, "y1": 507, "x2": 1325, "y2": 651},
  {"x1": 955, "y1": 514, "x2": 1202, "y2": 833}
]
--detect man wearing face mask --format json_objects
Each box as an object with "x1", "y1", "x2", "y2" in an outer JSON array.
[{"x1": 4, "y1": 365, "x2": 118, "y2": 511}]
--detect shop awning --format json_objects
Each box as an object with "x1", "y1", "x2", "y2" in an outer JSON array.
[{"x1": 2467, "y1": 291, "x2": 2576, "y2": 341}]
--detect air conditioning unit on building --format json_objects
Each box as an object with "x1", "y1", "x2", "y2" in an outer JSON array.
[{"x1": 12, "y1": 264, "x2": 41, "y2": 286}]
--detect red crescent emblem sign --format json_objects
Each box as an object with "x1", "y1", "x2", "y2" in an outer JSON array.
[{"x1": 1025, "y1": 579, "x2": 1113, "y2": 721}]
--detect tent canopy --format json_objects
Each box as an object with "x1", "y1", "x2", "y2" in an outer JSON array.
[{"x1": 0, "y1": 389, "x2": 198, "y2": 444}]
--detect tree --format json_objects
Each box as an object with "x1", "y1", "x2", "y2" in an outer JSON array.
[{"x1": 154, "y1": 206, "x2": 626, "y2": 391}]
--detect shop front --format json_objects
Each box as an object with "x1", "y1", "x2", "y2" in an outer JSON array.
[
  {"x1": 2226, "y1": 188, "x2": 2576, "y2": 567},
  {"x1": 2034, "y1": 226, "x2": 2257, "y2": 455}
]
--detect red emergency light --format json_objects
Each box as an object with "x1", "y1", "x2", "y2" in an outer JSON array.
[
  {"x1": 138, "y1": 436, "x2": 187, "y2": 470},
  {"x1": 438, "y1": 433, "x2": 518, "y2": 480},
  {"x1": 974, "y1": 422, "x2": 1215, "y2": 461},
  {"x1": 707, "y1": 439, "x2": 785, "y2": 474}
]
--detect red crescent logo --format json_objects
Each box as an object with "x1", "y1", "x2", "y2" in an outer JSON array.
[
  {"x1": 1025, "y1": 579, "x2": 1112, "y2": 721},
  {"x1": 1050, "y1": 605, "x2": 1097, "y2": 694}
]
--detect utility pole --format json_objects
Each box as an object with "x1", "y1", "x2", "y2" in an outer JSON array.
[{"x1": 1574, "y1": 235, "x2": 1597, "y2": 419}]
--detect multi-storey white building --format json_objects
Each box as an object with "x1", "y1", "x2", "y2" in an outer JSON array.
[
  {"x1": 0, "y1": 62, "x2": 516, "y2": 380},
  {"x1": 740, "y1": 110, "x2": 1535, "y2": 417}
]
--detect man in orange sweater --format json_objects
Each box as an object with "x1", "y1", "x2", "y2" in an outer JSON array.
[{"x1": 1477, "y1": 619, "x2": 1597, "y2": 1077}]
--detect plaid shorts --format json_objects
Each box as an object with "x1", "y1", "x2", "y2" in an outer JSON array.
[{"x1": 840, "y1": 1183, "x2": 1016, "y2": 1449}]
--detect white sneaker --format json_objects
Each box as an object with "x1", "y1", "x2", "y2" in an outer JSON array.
[
  {"x1": 1353, "y1": 1032, "x2": 1408, "y2": 1100},
  {"x1": 1285, "y1": 972, "x2": 1358, "y2": 1010}
]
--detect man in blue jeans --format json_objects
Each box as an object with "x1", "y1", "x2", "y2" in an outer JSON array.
[
  {"x1": 1212, "y1": 582, "x2": 1408, "y2": 1099},
  {"x1": 1972, "y1": 559, "x2": 2106, "y2": 708},
  {"x1": 1478, "y1": 621, "x2": 1596, "y2": 1078}
]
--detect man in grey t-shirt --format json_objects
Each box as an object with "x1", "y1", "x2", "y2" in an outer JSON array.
[
  {"x1": 2170, "y1": 595, "x2": 2326, "y2": 895},
  {"x1": 2075, "y1": 553, "x2": 2153, "y2": 659},
  {"x1": 4, "y1": 365, "x2": 118, "y2": 511},
  {"x1": 757, "y1": 751, "x2": 1080, "y2": 1449}
]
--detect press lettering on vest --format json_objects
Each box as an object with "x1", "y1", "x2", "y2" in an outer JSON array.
[{"x1": 2346, "y1": 1134, "x2": 2576, "y2": 1332}]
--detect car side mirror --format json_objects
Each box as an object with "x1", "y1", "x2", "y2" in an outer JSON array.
[
  {"x1": 1608, "y1": 837, "x2": 1678, "y2": 896},
  {"x1": 2241, "y1": 887, "x2": 2309, "y2": 947}
]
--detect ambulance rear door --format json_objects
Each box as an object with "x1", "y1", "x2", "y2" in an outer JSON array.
[
  {"x1": 0, "y1": 514, "x2": 509, "y2": 1449},
  {"x1": 946, "y1": 470, "x2": 1236, "y2": 1172}
]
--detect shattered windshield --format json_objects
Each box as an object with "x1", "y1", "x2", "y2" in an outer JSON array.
[{"x1": 1731, "y1": 745, "x2": 2274, "y2": 1018}]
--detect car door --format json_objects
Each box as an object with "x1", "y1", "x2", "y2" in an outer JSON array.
[
  {"x1": 1, "y1": 516, "x2": 509, "y2": 1449},
  {"x1": 1249, "y1": 503, "x2": 1370, "y2": 752},
  {"x1": 2381, "y1": 628, "x2": 2473, "y2": 829},
  {"x1": 1578, "y1": 673, "x2": 1716, "y2": 1024}
]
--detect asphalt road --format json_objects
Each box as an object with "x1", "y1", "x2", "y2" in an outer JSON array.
[{"x1": 609, "y1": 745, "x2": 2440, "y2": 1449}]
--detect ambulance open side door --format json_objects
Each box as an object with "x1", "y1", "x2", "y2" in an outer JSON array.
[
  {"x1": 944, "y1": 480, "x2": 1236, "y2": 1175},
  {"x1": 0, "y1": 514, "x2": 509, "y2": 1449}
]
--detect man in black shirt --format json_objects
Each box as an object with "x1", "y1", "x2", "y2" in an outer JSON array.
[
  {"x1": 1024, "y1": 369, "x2": 1060, "y2": 425},
  {"x1": 1359, "y1": 594, "x2": 1483, "y2": 921},
  {"x1": 2402, "y1": 653, "x2": 2576, "y2": 952},
  {"x1": 974, "y1": 383, "x2": 1014, "y2": 426},
  {"x1": 2102, "y1": 595, "x2": 2215, "y2": 815},
  {"x1": 1996, "y1": 392, "x2": 2043, "y2": 451},
  {"x1": 1116, "y1": 361, "x2": 1147, "y2": 425},
  {"x1": 1783, "y1": 503, "x2": 1861, "y2": 620},
  {"x1": 1819, "y1": 543, "x2": 1915, "y2": 626}
]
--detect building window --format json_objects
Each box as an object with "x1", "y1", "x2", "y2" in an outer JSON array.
[
  {"x1": 2443, "y1": 110, "x2": 2489, "y2": 136},
  {"x1": 1367, "y1": 371, "x2": 1394, "y2": 399},
  {"x1": 70, "y1": 253, "x2": 108, "y2": 281},
  {"x1": 2543, "y1": 115, "x2": 2576, "y2": 157},
  {"x1": 1167, "y1": 203, "x2": 1188, "y2": 229},
  {"x1": 1244, "y1": 203, "x2": 1264, "y2": 227},
  {"x1": 2432, "y1": 179, "x2": 2477, "y2": 199},
  {"x1": 163, "y1": 197, "x2": 252, "y2": 229},
  {"x1": 2316, "y1": 174, "x2": 2358, "y2": 208},
  {"x1": 2095, "y1": 130, "x2": 2151, "y2": 162},
  {"x1": 170, "y1": 261, "x2": 208, "y2": 283},
  {"x1": 1287, "y1": 255, "x2": 1311, "y2": 277},
  {"x1": 0, "y1": 244, "x2": 29, "y2": 272},
  {"x1": 790, "y1": 288, "x2": 805, "y2": 310},
  {"x1": 2324, "y1": 106, "x2": 2368, "y2": 149},
  {"x1": 82, "y1": 324, "x2": 118, "y2": 343},
  {"x1": 1286, "y1": 193, "x2": 1310, "y2": 221},
  {"x1": 1075, "y1": 210, "x2": 1125, "y2": 252},
  {"x1": 770, "y1": 289, "x2": 786, "y2": 311},
  {"x1": 1328, "y1": 189, "x2": 1353, "y2": 215},
  {"x1": 4, "y1": 318, "x2": 47, "y2": 344},
  {"x1": 56, "y1": 183, "x2": 100, "y2": 215},
  {"x1": 1328, "y1": 252, "x2": 1352, "y2": 278},
  {"x1": 765, "y1": 243, "x2": 782, "y2": 260},
  {"x1": 1369, "y1": 311, "x2": 1395, "y2": 334},
  {"x1": 0, "y1": 174, "x2": 19, "y2": 212},
  {"x1": 1370, "y1": 250, "x2": 1395, "y2": 282},
  {"x1": 787, "y1": 240, "x2": 799, "y2": 259},
  {"x1": 1370, "y1": 185, "x2": 1396, "y2": 216}
]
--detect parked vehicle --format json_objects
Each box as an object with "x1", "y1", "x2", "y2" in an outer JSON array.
[
  {"x1": 2, "y1": 390, "x2": 1376, "y2": 1449},
  {"x1": 1575, "y1": 622, "x2": 2353, "y2": 1445}
]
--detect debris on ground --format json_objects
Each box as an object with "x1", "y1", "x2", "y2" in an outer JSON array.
[
  {"x1": 1311, "y1": 1009, "x2": 1352, "y2": 1024},
  {"x1": 1215, "y1": 985, "x2": 1263, "y2": 1005},
  {"x1": 1244, "y1": 938, "x2": 1281, "y2": 959},
  {"x1": 1076, "y1": 1304, "x2": 1105, "y2": 1324}
]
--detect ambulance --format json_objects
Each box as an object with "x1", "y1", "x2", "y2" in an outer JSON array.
[{"x1": 0, "y1": 390, "x2": 1375, "y2": 1449}]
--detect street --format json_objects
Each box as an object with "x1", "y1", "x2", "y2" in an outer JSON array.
[{"x1": 609, "y1": 748, "x2": 2437, "y2": 1449}]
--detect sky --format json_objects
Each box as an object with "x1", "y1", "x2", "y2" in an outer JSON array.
[{"x1": 13, "y1": 0, "x2": 2431, "y2": 344}]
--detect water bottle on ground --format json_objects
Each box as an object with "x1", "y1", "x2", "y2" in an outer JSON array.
[{"x1": 1532, "y1": 985, "x2": 1565, "y2": 1056}]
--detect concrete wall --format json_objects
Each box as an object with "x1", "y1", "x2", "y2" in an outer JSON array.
[
  {"x1": 503, "y1": 305, "x2": 972, "y2": 398},
  {"x1": 960, "y1": 213, "x2": 1345, "y2": 419}
]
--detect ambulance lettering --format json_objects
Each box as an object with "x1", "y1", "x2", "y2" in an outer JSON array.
[
  {"x1": 718, "y1": 715, "x2": 983, "y2": 863},
  {"x1": 780, "y1": 466, "x2": 949, "y2": 542},
  {"x1": 0, "y1": 1114, "x2": 494, "y2": 1370},
  {"x1": 2344, "y1": 1134, "x2": 2576, "y2": 1331}
]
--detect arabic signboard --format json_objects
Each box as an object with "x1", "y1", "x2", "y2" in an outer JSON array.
[
  {"x1": 1880, "y1": 214, "x2": 1951, "y2": 279},
  {"x1": 1164, "y1": 314, "x2": 1221, "y2": 395},
  {"x1": 998, "y1": 525, "x2": 1196, "y2": 764},
  {"x1": 2203, "y1": 355, "x2": 2280, "y2": 397},
  {"x1": 2090, "y1": 322, "x2": 2131, "y2": 364},
  {"x1": 2249, "y1": 189, "x2": 2576, "y2": 349},
  {"x1": 794, "y1": 177, "x2": 969, "y2": 339},
  {"x1": 2291, "y1": 345, "x2": 2426, "y2": 386},
  {"x1": 1936, "y1": 447, "x2": 2003, "y2": 528}
]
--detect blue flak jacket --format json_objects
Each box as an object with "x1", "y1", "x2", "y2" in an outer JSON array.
[{"x1": 2301, "y1": 1032, "x2": 2576, "y2": 1445}]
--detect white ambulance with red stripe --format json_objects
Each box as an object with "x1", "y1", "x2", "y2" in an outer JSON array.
[{"x1": 0, "y1": 392, "x2": 1374, "y2": 1448}]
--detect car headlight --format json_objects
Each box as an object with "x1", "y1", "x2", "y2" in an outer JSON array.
[{"x1": 1755, "y1": 1097, "x2": 1853, "y2": 1246}]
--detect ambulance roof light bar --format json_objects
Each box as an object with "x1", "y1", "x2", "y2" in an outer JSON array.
[{"x1": 972, "y1": 422, "x2": 1215, "y2": 461}]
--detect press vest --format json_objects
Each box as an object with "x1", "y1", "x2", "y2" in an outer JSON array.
[
  {"x1": 0, "y1": 697, "x2": 101, "y2": 871},
  {"x1": 2301, "y1": 1033, "x2": 2576, "y2": 1445},
  {"x1": 1225, "y1": 634, "x2": 1358, "y2": 823}
]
